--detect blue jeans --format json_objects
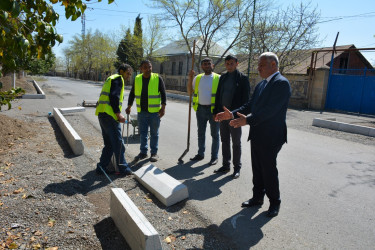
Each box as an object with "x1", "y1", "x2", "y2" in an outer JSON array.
[
  {"x1": 138, "y1": 111, "x2": 160, "y2": 155},
  {"x1": 98, "y1": 113, "x2": 128, "y2": 171},
  {"x1": 196, "y1": 105, "x2": 220, "y2": 159}
]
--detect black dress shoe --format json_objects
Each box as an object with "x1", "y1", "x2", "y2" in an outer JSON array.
[
  {"x1": 209, "y1": 158, "x2": 218, "y2": 165},
  {"x1": 241, "y1": 198, "x2": 264, "y2": 207},
  {"x1": 267, "y1": 204, "x2": 280, "y2": 217},
  {"x1": 232, "y1": 169, "x2": 240, "y2": 179},
  {"x1": 190, "y1": 154, "x2": 204, "y2": 161},
  {"x1": 214, "y1": 166, "x2": 230, "y2": 173}
]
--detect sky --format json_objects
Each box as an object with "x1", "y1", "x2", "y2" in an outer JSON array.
[{"x1": 52, "y1": 0, "x2": 375, "y2": 65}]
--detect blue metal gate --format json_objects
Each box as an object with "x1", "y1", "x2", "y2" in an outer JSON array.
[{"x1": 325, "y1": 68, "x2": 375, "y2": 115}]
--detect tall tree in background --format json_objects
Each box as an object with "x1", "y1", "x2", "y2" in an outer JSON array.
[
  {"x1": 115, "y1": 28, "x2": 133, "y2": 69},
  {"x1": 236, "y1": 1, "x2": 320, "y2": 74},
  {"x1": 144, "y1": 15, "x2": 166, "y2": 60},
  {"x1": 133, "y1": 14, "x2": 144, "y2": 69},
  {"x1": 151, "y1": 0, "x2": 252, "y2": 69},
  {"x1": 63, "y1": 29, "x2": 117, "y2": 80}
]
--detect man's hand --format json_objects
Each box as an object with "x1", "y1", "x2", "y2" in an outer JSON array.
[
  {"x1": 125, "y1": 106, "x2": 131, "y2": 115},
  {"x1": 116, "y1": 113, "x2": 126, "y2": 123},
  {"x1": 158, "y1": 104, "x2": 166, "y2": 118},
  {"x1": 215, "y1": 106, "x2": 233, "y2": 122},
  {"x1": 229, "y1": 112, "x2": 247, "y2": 128},
  {"x1": 187, "y1": 70, "x2": 195, "y2": 95}
]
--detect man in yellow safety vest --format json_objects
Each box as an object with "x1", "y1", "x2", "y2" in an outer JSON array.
[
  {"x1": 95, "y1": 63, "x2": 133, "y2": 176},
  {"x1": 126, "y1": 60, "x2": 167, "y2": 162},
  {"x1": 188, "y1": 58, "x2": 220, "y2": 165}
]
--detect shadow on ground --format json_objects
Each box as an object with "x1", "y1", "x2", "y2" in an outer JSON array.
[{"x1": 94, "y1": 217, "x2": 130, "y2": 250}]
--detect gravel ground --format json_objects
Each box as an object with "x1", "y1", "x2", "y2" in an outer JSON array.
[
  {"x1": 1, "y1": 77, "x2": 375, "y2": 249},
  {"x1": 0, "y1": 113, "x2": 233, "y2": 249}
]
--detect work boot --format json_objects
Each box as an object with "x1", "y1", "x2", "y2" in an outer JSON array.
[{"x1": 150, "y1": 154, "x2": 159, "y2": 162}]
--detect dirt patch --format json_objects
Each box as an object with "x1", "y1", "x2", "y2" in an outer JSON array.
[
  {"x1": 0, "y1": 111, "x2": 234, "y2": 249},
  {"x1": 0, "y1": 114, "x2": 128, "y2": 249},
  {"x1": 0, "y1": 114, "x2": 38, "y2": 152},
  {"x1": 0, "y1": 74, "x2": 36, "y2": 93}
]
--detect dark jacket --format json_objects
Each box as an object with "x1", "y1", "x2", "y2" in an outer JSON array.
[
  {"x1": 213, "y1": 69, "x2": 250, "y2": 114},
  {"x1": 232, "y1": 72, "x2": 291, "y2": 147}
]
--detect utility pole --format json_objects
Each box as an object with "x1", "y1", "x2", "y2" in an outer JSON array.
[
  {"x1": 81, "y1": 13, "x2": 86, "y2": 38},
  {"x1": 247, "y1": 0, "x2": 256, "y2": 78}
]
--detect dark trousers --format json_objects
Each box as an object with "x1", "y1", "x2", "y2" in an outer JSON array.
[
  {"x1": 251, "y1": 141, "x2": 283, "y2": 205},
  {"x1": 98, "y1": 113, "x2": 128, "y2": 171},
  {"x1": 220, "y1": 120, "x2": 242, "y2": 170}
]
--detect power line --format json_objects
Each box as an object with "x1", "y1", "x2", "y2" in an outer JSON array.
[
  {"x1": 87, "y1": 7, "x2": 155, "y2": 15},
  {"x1": 318, "y1": 11, "x2": 375, "y2": 23}
]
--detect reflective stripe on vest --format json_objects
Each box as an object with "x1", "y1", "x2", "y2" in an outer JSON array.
[
  {"x1": 134, "y1": 73, "x2": 161, "y2": 113},
  {"x1": 192, "y1": 73, "x2": 220, "y2": 113},
  {"x1": 95, "y1": 74, "x2": 124, "y2": 121}
]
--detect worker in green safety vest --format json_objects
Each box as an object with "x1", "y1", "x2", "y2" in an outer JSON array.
[
  {"x1": 126, "y1": 60, "x2": 167, "y2": 163},
  {"x1": 95, "y1": 63, "x2": 133, "y2": 176}
]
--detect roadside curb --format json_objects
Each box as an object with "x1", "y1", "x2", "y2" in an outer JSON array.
[
  {"x1": 110, "y1": 188, "x2": 162, "y2": 250},
  {"x1": 312, "y1": 118, "x2": 375, "y2": 137},
  {"x1": 22, "y1": 80, "x2": 46, "y2": 99},
  {"x1": 53, "y1": 107, "x2": 84, "y2": 155},
  {"x1": 134, "y1": 164, "x2": 189, "y2": 207}
]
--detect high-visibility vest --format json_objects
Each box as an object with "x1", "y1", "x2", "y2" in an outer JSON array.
[
  {"x1": 95, "y1": 74, "x2": 124, "y2": 121},
  {"x1": 193, "y1": 73, "x2": 220, "y2": 113},
  {"x1": 134, "y1": 73, "x2": 161, "y2": 113}
]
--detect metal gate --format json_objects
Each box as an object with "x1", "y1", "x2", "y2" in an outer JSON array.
[{"x1": 325, "y1": 68, "x2": 375, "y2": 115}]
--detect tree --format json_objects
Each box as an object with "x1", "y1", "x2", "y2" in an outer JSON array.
[
  {"x1": 143, "y1": 16, "x2": 166, "y2": 59},
  {"x1": 115, "y1": 15, "x2": 144, "y2": 71},
  {"x1": 0, "y1": 0, "x2": 114, "y2": 75},
  {"x1": 236, "y1": 1, "x2": 320, "y2": 74},
  {"x1": 28, "y1": 51, "x2": 56, "y2": 75},
  {"x1": 151, "y1": 0, "x2": 252, "y2": 69},
  {"x1": 63, "y1": 29, "x2": 117, "y2": 80},
  {"x1": 132, "y1": 14, "x2": 144, "y2": 69},
  {"x1": 115, "y1": 28, "x2": 133, "y2": 69}
]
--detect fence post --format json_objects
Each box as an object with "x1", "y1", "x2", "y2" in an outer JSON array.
[{"x1": 359, "y1": 67, "x2": 367, "y2": 114}]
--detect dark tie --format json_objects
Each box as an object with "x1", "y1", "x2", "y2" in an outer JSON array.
[{"x1": 258, "y1": 80, "x2": 267, "y2": 96}]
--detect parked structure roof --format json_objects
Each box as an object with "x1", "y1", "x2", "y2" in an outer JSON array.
[
  {"x1": 153, "y1": 37, "x2": 228, "y2": 57},
  {"x1": 237, "y1": 44, "x2": 374, "y2": 75}
]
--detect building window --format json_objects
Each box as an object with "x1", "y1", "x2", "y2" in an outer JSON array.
[
  {"x1": 160, "y1": 63, "x2": 164, "y2": 74},
  {"x1": 172, "y1": 62, "x2": 176, "y2": 75},
  {"x1": 178, "y1": 61, "x2": 183, "y2": 75}
]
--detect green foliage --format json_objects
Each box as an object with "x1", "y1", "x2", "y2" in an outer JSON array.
[
  {"x1": 133, "y1": 14, "x2": 144, "y2": 68},
  {"x1": 28, "y1": 52, "x2": 56, "y2": 75},
  {"x1": 63, "y1": 29, "x2": 116, "y2": 79},
  {"x1": 0, "y1": 0, "x2": 113, "y2": 75},
  {"x1": 115, "y1": 15, "x2": 144, "y2": 71},
  {"x1": 115, "y1": 28, "x2": 134, "y2": 69},
  {"x1": 0, "y1": 87, "x2": 25, "y2": 110}
]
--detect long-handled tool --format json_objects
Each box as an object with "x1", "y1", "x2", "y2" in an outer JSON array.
[
  {"x1": 178, "y1": 40, "x2": 196, "y2": 163},
  {"x1": 126, "y1": 114, "x2": 129, "y2": 147},
  {"x1": 115, "y1": 121, "x2": 126, "y2": 174}
]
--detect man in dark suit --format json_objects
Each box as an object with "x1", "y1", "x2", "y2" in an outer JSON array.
[{"x1": 215, "y1": 52, "x2": 291, "y2": 217}]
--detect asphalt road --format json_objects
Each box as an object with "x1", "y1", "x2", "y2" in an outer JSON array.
[{"x1": 7, "y1": 76, "x2": 375, "y2": 249}]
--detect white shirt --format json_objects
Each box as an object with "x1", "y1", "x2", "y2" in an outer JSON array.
[{"x1": 192, "y1": 73, "x2": 218, "y2": 105}]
